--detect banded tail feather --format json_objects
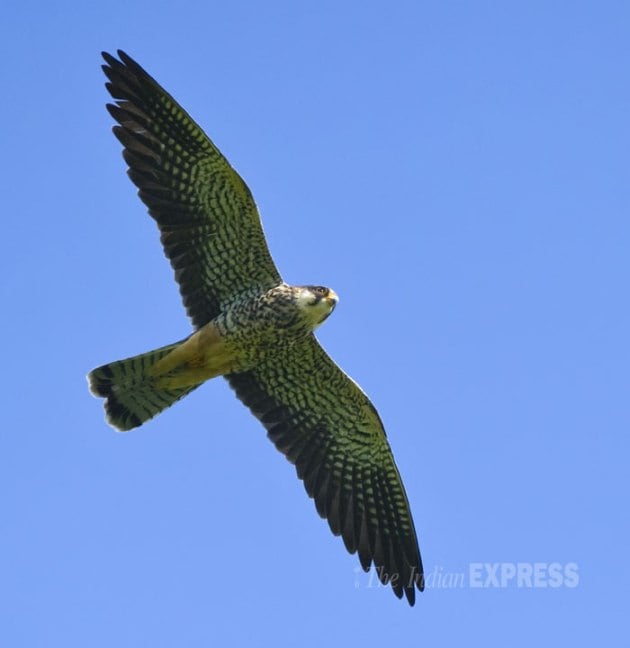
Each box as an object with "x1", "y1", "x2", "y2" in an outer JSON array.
[{"x1": 88, "y1": 340, "x2": 199, "y2": 431}]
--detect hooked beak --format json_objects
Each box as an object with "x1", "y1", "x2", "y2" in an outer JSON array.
[{"x1": 326, "y1": 289, "x2": 339, "y2": 309}]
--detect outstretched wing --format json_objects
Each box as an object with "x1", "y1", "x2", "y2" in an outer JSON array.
[
  {"x1": 226, "y1": 336, "x2": 424, "y2": 605},
  {"x1": 102, "y1": 50, "x2": 282, "y2": 328}
]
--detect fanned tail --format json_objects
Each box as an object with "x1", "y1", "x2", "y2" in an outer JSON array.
[{"x1": 88, "y1": 340, "x2": 199, "y2": 431}]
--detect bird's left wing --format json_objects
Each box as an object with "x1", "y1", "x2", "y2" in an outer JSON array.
[
  {"x1": 225, "y1": 336, "x2": 424, "y2": 604},
  {"x1": 101, "y1": 51, "x2": 282, "y2": 328}
]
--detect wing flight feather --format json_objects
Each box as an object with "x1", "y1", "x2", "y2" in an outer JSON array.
[
  {"x1": 226, "y1": 336, "x2": 424, "y2": 605},
  {"x1": 102, "y1": 50, "x2": 282, "y2": 328}
]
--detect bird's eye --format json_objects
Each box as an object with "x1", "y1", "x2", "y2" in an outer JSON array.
[{"x1": 307, "y1": 286, "x2": 327, "y2": 305}]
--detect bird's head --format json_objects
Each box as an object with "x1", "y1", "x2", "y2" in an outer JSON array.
[{"x1": 295, "y1": 285, "x2": 339, "y2": 328}]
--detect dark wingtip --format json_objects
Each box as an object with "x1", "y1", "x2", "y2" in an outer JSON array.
[
  {"x1": 101, "y1": 50, "x2": 139, "y2": 72},
  {"x1": 403, "y1": 568, "x2": 424, "y2": 606},
  {"x1": 117, "y1": 50, "x2": 135, "y2": 66}
]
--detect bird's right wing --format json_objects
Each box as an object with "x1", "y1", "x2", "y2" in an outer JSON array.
[
  {"x1": 102, "y1": 50, "x2": 282, "y2": 328},
  {"x1": 226, "y1": 335, "x2": 424, "y2": 605}
]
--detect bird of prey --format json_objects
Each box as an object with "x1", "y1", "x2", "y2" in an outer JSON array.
[{"x1": 89, "y1": 50, "x2": 424, "y2": 604}]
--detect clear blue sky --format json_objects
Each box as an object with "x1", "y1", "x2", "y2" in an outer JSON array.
[{"x1": 2, "y1": 1, "x2": 627, "y2": 645}]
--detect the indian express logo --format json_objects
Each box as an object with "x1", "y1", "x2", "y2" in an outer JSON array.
[
  {"x1": 468, "y1": 562, "x2": 579, "y2": 588},
  {"x1": 355, "y1": 561, "x2": 579, "y2": 590}
]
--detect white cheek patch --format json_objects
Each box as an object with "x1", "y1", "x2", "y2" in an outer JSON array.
[
  {"x1": 295, "y1": 292, "x2": 314, "y2": 310},
  {"x1": 295, "y1": 291, "x2": 334, "y2": 329}
]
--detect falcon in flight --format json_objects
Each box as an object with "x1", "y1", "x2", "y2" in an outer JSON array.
[{"x1": 89, "y1": 50, "x2": 424, "y2": 604}]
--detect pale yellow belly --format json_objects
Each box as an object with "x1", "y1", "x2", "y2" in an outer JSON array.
[{"x1": 150, "y1": 322, "x2": 239, "y2": 389}]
